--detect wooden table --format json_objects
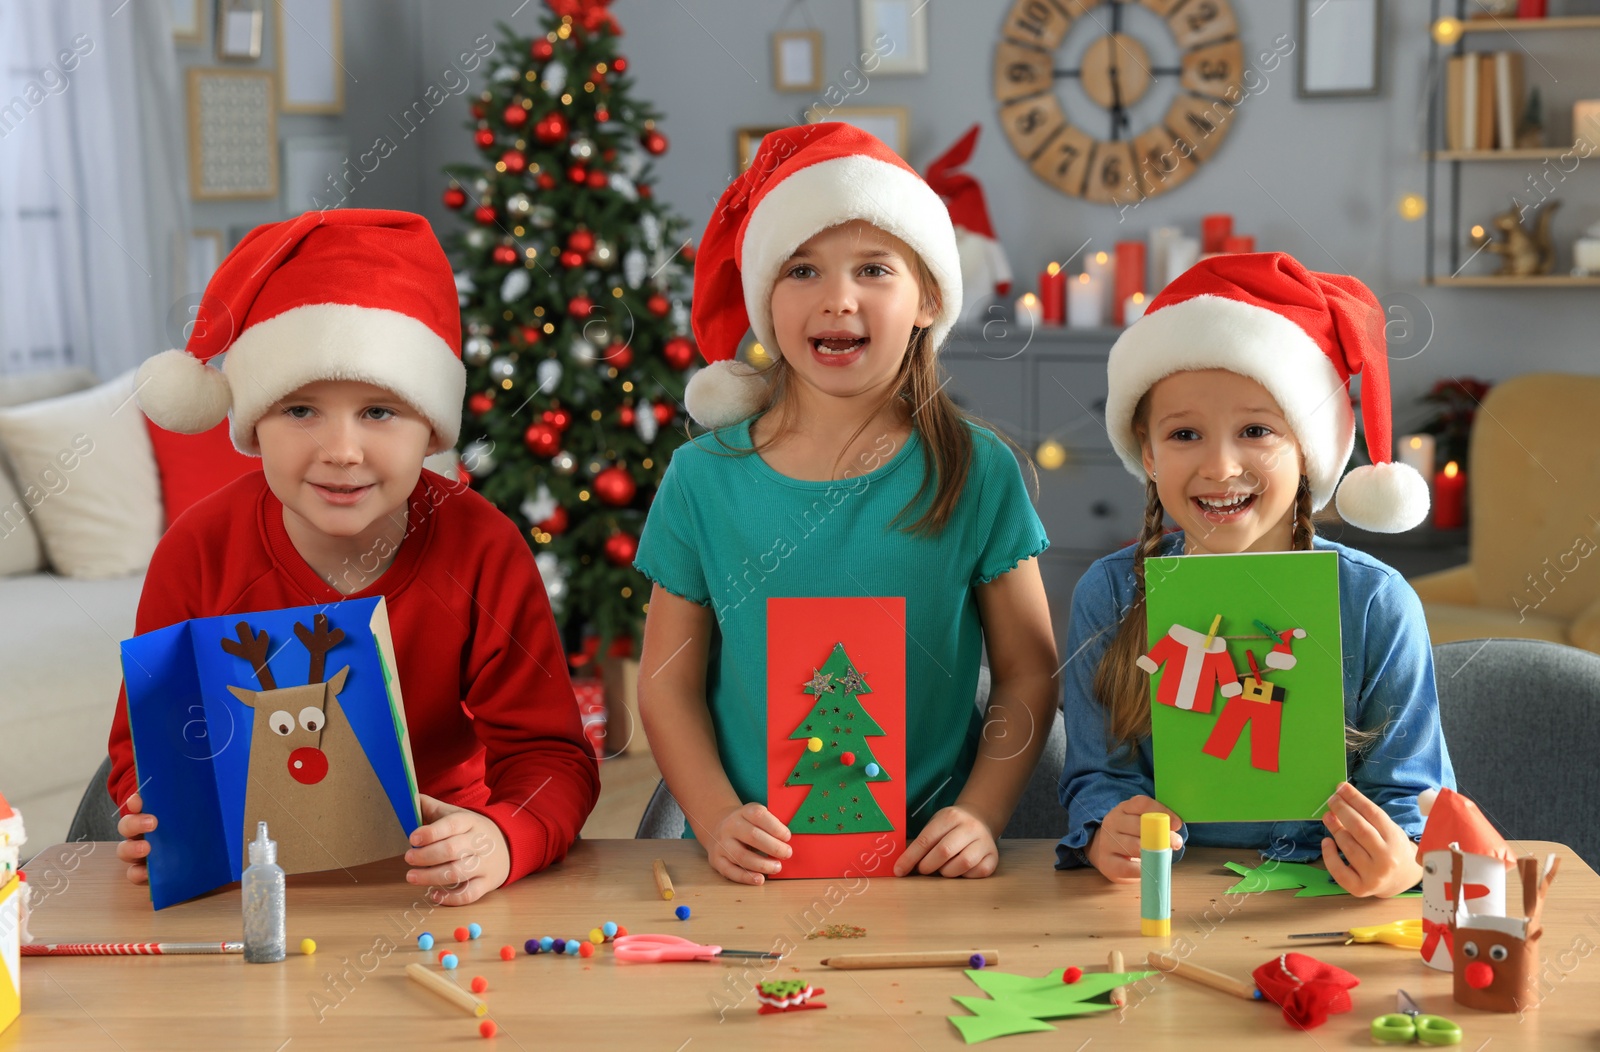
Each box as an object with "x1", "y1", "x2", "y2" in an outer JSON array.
[{"x1": 6, "y1": 840, "x2": 1598, "y2": 1050}]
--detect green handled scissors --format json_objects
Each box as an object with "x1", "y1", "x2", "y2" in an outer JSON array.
[{"x1": 1371, "y1": 990, "x2": 1462, "y2": 1046}]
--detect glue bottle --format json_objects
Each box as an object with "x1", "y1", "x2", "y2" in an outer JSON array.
[{"x1": 242, "y1": 821, "x2": 286, "y2": 963}]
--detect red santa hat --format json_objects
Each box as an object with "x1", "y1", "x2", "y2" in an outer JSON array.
[
  {"x1": 1106, "y1": 252, "x2": 1429, "y2": 533},
  {"x1": 687, "y1": 122, "x2": 962, "y2": 429},
  {"x1": 136, "y1": 209, "x2": 464, "y2": 454},
  {"x1": 925, "y1": 124, "x2": 1012, "y2": 298},
  {"x1": 1264, "y1": 627, "x2": 1307, "y2": 670},
  {"x1": 1416, "y1": 787, "x2": 1515, "y2": 867}
]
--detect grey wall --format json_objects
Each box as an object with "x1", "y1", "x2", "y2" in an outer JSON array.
[{"x1": 184, "y1": 0, "x2": 1600, "y2": 429}]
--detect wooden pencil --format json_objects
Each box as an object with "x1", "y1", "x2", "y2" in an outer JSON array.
[
  {"x1": 1146, "y1": 951, "x2": 1261, "y2": 1001},
  {"x1": 405, "y1": 962, "x2": 488, "y2": 1017},
  {"x1": 822, "y1": 949, "x2": 999, "y2": 970},
  {"x1": 652, "y1": 857, "x2": 674, "y2": 900},
  {"x1": 1108, "y1": 950, "x2": 1127, "y2": 1006}
]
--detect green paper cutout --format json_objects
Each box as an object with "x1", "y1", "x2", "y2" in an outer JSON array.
[
  {"x1": 784, "y1": 642, "x2": 893, "y2": 834},
  {"x1": 948, "y1": 969, "x2": 1157, "y2": 1044},
  {"x1": 1223, "y1": 860, "x2": 1422, "y2": 898},
  {"x1": 1146, "y1": 551, "x2": 1346, "y2": 822}
]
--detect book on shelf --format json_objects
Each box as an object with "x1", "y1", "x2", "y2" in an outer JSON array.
[{"x1": 1444, "y1": 51, "x2": 1526, "y2": 152}]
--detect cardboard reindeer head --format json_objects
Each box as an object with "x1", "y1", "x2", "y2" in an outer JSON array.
[
  {"x1": 1449, "y1": 849, "x2": 1560, "y2": 1013},
  {"x1": 222, "y1": 614, "x2": 409, "y2": 873}
]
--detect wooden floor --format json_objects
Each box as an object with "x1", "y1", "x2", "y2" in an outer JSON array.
[{"x1": 578, "y1": 747, "x2": 662, "y2": 839}]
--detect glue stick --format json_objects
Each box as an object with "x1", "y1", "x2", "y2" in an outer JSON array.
[
  {"x1": 243, "y1": 822, "x2": 286, "y2": 963},
  {"x1": 1140, "y1": 812, "x2": 1171, "y2": 938}
]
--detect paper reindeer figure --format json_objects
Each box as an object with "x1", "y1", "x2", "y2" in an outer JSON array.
[
  {"x1": 1416, "y1": 788, "x2": 1515, "y2": 971},
  {"x1": 1201, "y1": 648, "x2": 1288, "y2": 772},
  {"x1": 123, "y1": 596, "x2": 418, "y2": 909},
  {"x1": 1449, "y1": 849, "x2": 1559, "y2": 1013},
  {"x1": 924, "y1": 124, "x2": 1013, "y2": 309},
  {"x1": 221, "y1": 614, "x2": 409, "y2": 872}
]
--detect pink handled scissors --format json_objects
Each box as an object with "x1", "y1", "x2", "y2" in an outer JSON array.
[{"x1": 613, "y1": 934, "x2": 781, "y2": 963}]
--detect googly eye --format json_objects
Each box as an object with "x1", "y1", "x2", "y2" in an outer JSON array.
[
  {"x1": 1462, "y1": 941, "x2": 1479, "y2": 958},
  {"x1": 269, "y1": 710, "x2": 294, "y2": 736},
  {"x1": 1490, "y1": 944, "x2": 1509, "y2": 961},
  {"x1": 1423, "y1": 861, "x2": 1436, "y2": 875},
  {"x1": 298, "y1": 707, "x2": 324, "y2": 732}
]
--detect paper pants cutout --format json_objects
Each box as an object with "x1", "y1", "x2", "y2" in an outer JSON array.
[{"x1": 1202, "y1": 698, "x2": 1283, "y2": 772}]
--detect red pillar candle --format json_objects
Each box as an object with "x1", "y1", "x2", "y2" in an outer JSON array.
[
  {"x1": 1201, "y1": 214, "x2": 1233, "y2": 254},
  {"x1": 1222, "y1": 235, "x2": 1256, "y2": 254},
  {"x1": 1038, "y1": 262, "x2": 1066, "y2": 326},
  {"x1": 1432, "y1": 461, "x2": 1467, "y2": 529},
  {"x1": 1113, "y1": 241, "x2": 1146, "y2": 325}
]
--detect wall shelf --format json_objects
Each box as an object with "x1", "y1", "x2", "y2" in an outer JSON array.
[
  {"x1": 1432, "y1": 146, "x2": 1585, "y2": 161},
  {"x1": 1458, "y1": 15, "x2": 1600, "y2": 31},
  {"x1": 1429, "y1": 274, "x2": 1600, "y2": 287}
]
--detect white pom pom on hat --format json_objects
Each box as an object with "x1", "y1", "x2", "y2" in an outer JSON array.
[{"x1": 1105, "y1": 251, "x2": 1429, "y2": 534}]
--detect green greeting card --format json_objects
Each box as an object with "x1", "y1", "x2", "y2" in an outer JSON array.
[{"x1": 1145, "y1": 550, "x2": 1345, "y2": 823}]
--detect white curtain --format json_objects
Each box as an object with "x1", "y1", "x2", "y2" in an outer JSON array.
[{"x1": 0, "y1": 1, "x2": 189, "y2": 377}]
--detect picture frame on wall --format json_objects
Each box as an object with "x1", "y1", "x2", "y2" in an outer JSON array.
[
  {"x1": 772, "y1": 30, "x2": 823, "y2": 93},
  {"x1": 187, "y1": 67, "x2": 278, "y2": 200},
  {"x1": 807, "y1": 105, "x2": 908, "y2": 156},
  {"x1": 216, "y1": 0, "x2": 264, "y2": 62},
  {"x1": 1297, "y1": 0, "x2": 1382, "y2": 98},
  {"x1": 860, "y1": 0, "x2": 927, "y2": 76},
  {"x1": 276, "y1": 0, "x2": 344, "y2": 113},
  {"x1": 172, "y1": 0, "x2": 204, "y2": 46},
  {"x1": 736, "y1": 126, "x2": 787, "y2": 172}
]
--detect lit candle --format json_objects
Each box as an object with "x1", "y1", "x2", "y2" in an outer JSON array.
[
  {"x1": 1086, "y1": 250, "x2": 1115, "y2": 320},
  {"x1": 1067, "y1": 271, "x2": 1102, "y2": 328},
  {"x1": 1201, "y1": 214, "x2": 1233, "y2": 254},
  {"x1": 1148, "y1": 226, "x2": 1181, "y2": 295},
  {"x1": 1114, "y1": 240, "x2": 1146, "y2": 325},
  {"x1": 1013, "y1": 292, "x2": 1042, "y2": 329},
  {"x1": 1124, "y1": 291, "x2": 1148, "y2": 325},
  {"x1": 1398, "y1": 433, "x2": 1436, "y2": 483},
  {"x1": 1221, "y1": 235, "x2": 1256, "y2": 254},
  {"x1": 1165, "y1": 236, "x2": 1200, "y2": 285},
  {"x1": 1432, "y1": 460, "x2": 1467, "y2": 530},
  {"x1": 1038, "y1": 262, "x2": 1066, "y2": 326}
]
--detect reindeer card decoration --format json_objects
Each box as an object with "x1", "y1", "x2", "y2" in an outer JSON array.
[
  {"x1": 123, "y1": 596, "x2": 418, "y2": 909},
  {"x1": 1449, "y1": 849, "x2": 1559, "y2": 1013}
]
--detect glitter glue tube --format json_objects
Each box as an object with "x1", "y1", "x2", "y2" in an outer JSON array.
[
  {"x1": 1140, "y1": 812, "x2": 1171, "y2": 937},
  {"x1": 242, "y1": 822, "x2": 286, "y2": 963}
]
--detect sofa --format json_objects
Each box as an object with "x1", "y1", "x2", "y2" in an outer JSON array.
[{"x1": 0, "y1": 367, "x2": 457, "y2": 848}]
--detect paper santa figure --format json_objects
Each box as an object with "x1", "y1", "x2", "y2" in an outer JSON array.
[
  {"x1": 1417, "y1": 788, "x2": 1515, "y2": 972},
  {"x1": 924, "y1": 125, "x2": 1011, "y2": 316},
  {"x1": 1137, "y1": 624, "x2": 1243, "y2": 713}
]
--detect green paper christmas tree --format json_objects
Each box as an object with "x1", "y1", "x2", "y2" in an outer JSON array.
[
  {"x1": 1223, "y1": 860, "x2": 1421, "y2": 898},
  {"x1": 949, "y1": 968, "x2": 1158, "y2": 1044},
  {"x1": 784, "y1": 643, "x2": 893, "y2": 834}
]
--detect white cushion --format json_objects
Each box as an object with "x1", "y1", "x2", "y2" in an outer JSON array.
[
  {"x1": 0, "y1": 370, "x2": 163, "y2": 578},
  {"x1": 0, "y1": 369, "x2": 99, "y2": 576}
]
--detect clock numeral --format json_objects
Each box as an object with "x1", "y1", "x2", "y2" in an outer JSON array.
[
  {"x1": 1055, "y1": 143, "x2": 1082, "y2": 179},
  {"x1": 1007, "y1": 61, "x2": 1039, "y2": 85},
  {"x1": 1187, "y1": 1, "x2": 1219, "y2": 33},
  {"x1": 1002, "y1": 0, "x2": 1075, "y2": 50},
  {"x1": 1181, "y1": 40, "x2": 1244, "y2": 100},
  {"x1": 1018, "y1": 107, "x2": 1045, "y2": 135},
  {"x1": 1167, "y1": 0, "x2": 1237, "y2": 49},
  {"x1": 1196, "y1": 58, "x2": 1230, "y2": 81}
]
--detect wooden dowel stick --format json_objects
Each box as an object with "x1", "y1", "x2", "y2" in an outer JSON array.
[
  {"x1": 405, "y1": 963, "x2": 488, "y2": 1017},
  {"x1": 822, "y1": 950, "x2": 999, "y2": 970},
  {"x1": 1109, "y1": 950, "x2": 1127, "y2": 1006},
  {"x1": 652, "y1": 858, "x2": 675, "y2": 900},
  {"x1": 1146, "y1": 952, "x2": 1261, "y2": 1002}
]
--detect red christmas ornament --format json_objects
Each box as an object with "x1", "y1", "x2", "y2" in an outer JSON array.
[
  {"x1": 642, "y1": 129, "x2": 668, "y2": 155},
  {"x1": 518, "y1": 324, "x2": 541, "y2": 346},
  {"x1": 586, "y1": 170, "x2": 608, "y2": 189},
  {"x1": 680, "y1": 243, "x2": 696, "y2": 262},
  {"x1": 602, "y1": 148, "x2": 617, "y2": 162},
  {"x1": 619, "y1": 405, "x2": 636, "y2": 427},
  {"x1": 549, "y1": 407, "x2": 573, "y2": 431},
  {"x1": 534, "y1": 112, "x2": 568, "y2": 144},
  {"x1": 524, "y1": 422, "x2": 562, "y2": 458},
  {"x1": 538, "y1": 506, "x2": 569, "y2": 535},
  {"x1": 594, "y1": 467, "x2": 637, "y2": 507},
  {"x1": 662, "y1": 336, "x2": 694, "y2": 370},
  {"x1": 568, "y1": 165, "x2": 588, "y2": 184},
  {"x1": 468, "y1": 392, "x2": 495, "y2": 415},
  {"x1": 501, "y1": 149, "x2": 527, "y2": 174},
  {"x1": 531, "y1": 38, "x2": 554, "y2": 61},
  {"x1": 442, "y1": 186, "x2": 467, "y2": 209},
  {"x1": 474, "y1": 127, "x2": 496, "y2": 149},
  {"x1": 602, "y1": 531, "x2": 639, "y2": 567},
  {"x1": 568, "y1": 230, "x2": 596, "y2": 253},
  {"x1": 646, "y1": 293, "x2": 671, "y2": 317},
  {"x1": 470, "y1": 102, "x2": 486, "y2": 120},
  {"x1": 595, "y1": 107, "x2": 610, "y2": 123},
  {"x1": 605, "y1": 343, "x2": 633, "y2": 369},
  {"x1": 567, "y1": 295, "x2": 594, "y2": 318},
  {"x1": 638, "y1": 183, "x2": 653, "y2": 199},
  {"x1": 560, "y1": 250, "x2": 585, "y2": 269},
  {"x1": 652, "y1": 403, "x2": 674, "y2": 426},
  {"x1": 612, "y1": 56, "x2": 628, "y2": 73},
  {"x1": 537, "y1": 172, "x2": 557, "y2": 191},
  {"x1": 492, "y1": 244, "x2": 519, "y2": 266},
  {"x1": 473, "y1": 204, "x2": 497, "y2": 225},
  {"x1": 502, "y1": 104, "x2": 527, "y2": 127}
]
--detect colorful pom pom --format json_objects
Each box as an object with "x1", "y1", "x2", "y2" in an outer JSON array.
[
  {"x1": 865, "y1": 763, "x2": 881, "y2": 777},
  {"x1": 471, "y1": 975, "x2": 488, "y2": 994},
  {"x1": 438, "y1": 949, "x2": 450, "y2": 963},
  {"x1": 455, "y1": 927, "x2": 470, "y2": 942},
  {"x1": 418, "y1": 933, "x2": 435, "y2": 951},
  {"x1": 579, "y1": 941, "x2": 595, "y2": 958},
  {"x1": 300, "y1": 938, "x2": 317, "y2": 956},
  {"x1": 565, "y1": 940, "x2": 579, "y2": 956},
  {"x1": 807, "y1": 737, "x2": 823, "y2": 752},
  {"x1": 442, "y1": 953, "x2": 459, "y2": 970},
  {"x1": 468, "y1": 923, "x2": 483, "y2": 940},
  {"x1": 840, "y1": 751, "x2": 856, "y2": 766},
  {"x1": 552, "y1": 938, "x2": 566, "y2": 953},
  {"x1": 970, "y1": 954, "x2": 987, "y2": 969},
  {"x1": 1063, "y1": 966, "x2": 1083, "y2": 984},
  {"x1": 479, "y1": 1019, "x2": 497, "y2": 1038},
  {"x1": 540, "y1": 936, "x2": 554, "y2": 952},
  {"x1": 501, "y1": 945, "x2": 516, "y2": 961},
  {"x1": 602, "y1": 921, "x2": 618, "y2": 939},
  {"x1": 616, "y1": 925, "x2": 628, "y2": 937},
  {"x1": 675, "y1": 905, "x2": 691, "y2": 921},
  {"x1": 590, "y1": 927, "x2": 604, "y2": 944}
]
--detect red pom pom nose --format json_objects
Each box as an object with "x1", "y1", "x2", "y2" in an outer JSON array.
[
  {"x1": 1465, "y1": 961, "x2": 1495, "y2": 989},
  {"x1": 288, "y1": 747, "x2": 328, "y2": 784}
]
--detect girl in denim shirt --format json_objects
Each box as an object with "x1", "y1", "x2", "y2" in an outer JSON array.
[{"x1": 1056, "y1": 253, "x2": 1454, "y2": 898}]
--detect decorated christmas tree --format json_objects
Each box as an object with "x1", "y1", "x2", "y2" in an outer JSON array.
[
  {"x1": 785, "y1": 644, "x2": 893, "y2": 834},
  {"x1": 440, "y1": 0, "x2": 698, "y2": 650}
]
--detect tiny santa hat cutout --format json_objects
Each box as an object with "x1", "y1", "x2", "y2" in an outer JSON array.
[
  {"x1": 1264, "y1": 628, "x2": 1307, "y2": 671},
  {"x1": 1106, "y1": 252, "x2": 1429, "y2": 533},
  {"x1": 136, "y1": 209, "x2": 464, "y2": 454},
  {"x1": 687, "y1": 122, "x2": 961, "y2": 429},
  {"x1": 1416, "y1": 788, "x2": 1515, "y2": 867}
]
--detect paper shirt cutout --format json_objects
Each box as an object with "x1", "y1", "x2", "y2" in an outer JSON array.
[
  {"x1": 948, "y1": 968, "x2": 1157, "y2": 1044},
  {"x1": 767, "y1": 597, "x2": 905, "y2": 880},
  {"x1": 1222, "y1": 861, "x2": 1422, "y2": 899},
  {"x1": 1145, "y1": 551, "x2": 1346, "y2": 823},
  {"x1": 123, "y1": 596, "x2": 418, "y2": 909}
]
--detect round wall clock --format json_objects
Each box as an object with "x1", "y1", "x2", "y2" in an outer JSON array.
[{"x1": 994, "y1": 0, "x2": 1245, "y2": 206}]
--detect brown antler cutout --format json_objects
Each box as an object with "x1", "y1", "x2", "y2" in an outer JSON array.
[
  {"x1": 293, "y1": 613, "x2": 346, "y2": 684},
  {"x1": 220, "y1": 622, "x2": 276, "y2": 690}
]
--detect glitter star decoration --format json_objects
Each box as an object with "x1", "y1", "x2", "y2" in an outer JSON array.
[
  {"x1": 804, "y1": 670, "x2": 836, "y2": 694},
  {"x1": 837, "y1": 669, "x2": 866, "y2": 695}
]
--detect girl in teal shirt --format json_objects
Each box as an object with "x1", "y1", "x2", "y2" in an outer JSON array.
[{"x1": 635, "y1": 124, "x2": 1058, "y2": 885}]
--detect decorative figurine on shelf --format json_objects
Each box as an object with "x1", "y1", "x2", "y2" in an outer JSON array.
[
  {"x1": 924, "y1": 124, "x2": 1013, "y2": 319},
  {"x1": 1516, "y1": 86, "x2": 1545, "y2": 149},
  {"x1": 1417, "y1": 788, "x2": 1515, "y2": 972},
  {"x1": 1449, "y1": 850, "x2": 1559, "y2": 1013},
  {"x1": 1470, "y1": 198, "x2": 1560, "y2": 276}
]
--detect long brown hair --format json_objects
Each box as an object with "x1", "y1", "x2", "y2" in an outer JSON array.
[{"x1": 1092, "y1": 397, "x2": 1321, "y2": 750}]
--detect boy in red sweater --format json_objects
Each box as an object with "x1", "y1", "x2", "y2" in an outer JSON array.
[{"x1": 107, "y1": 209, "x2": 598, "y2": 906}]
